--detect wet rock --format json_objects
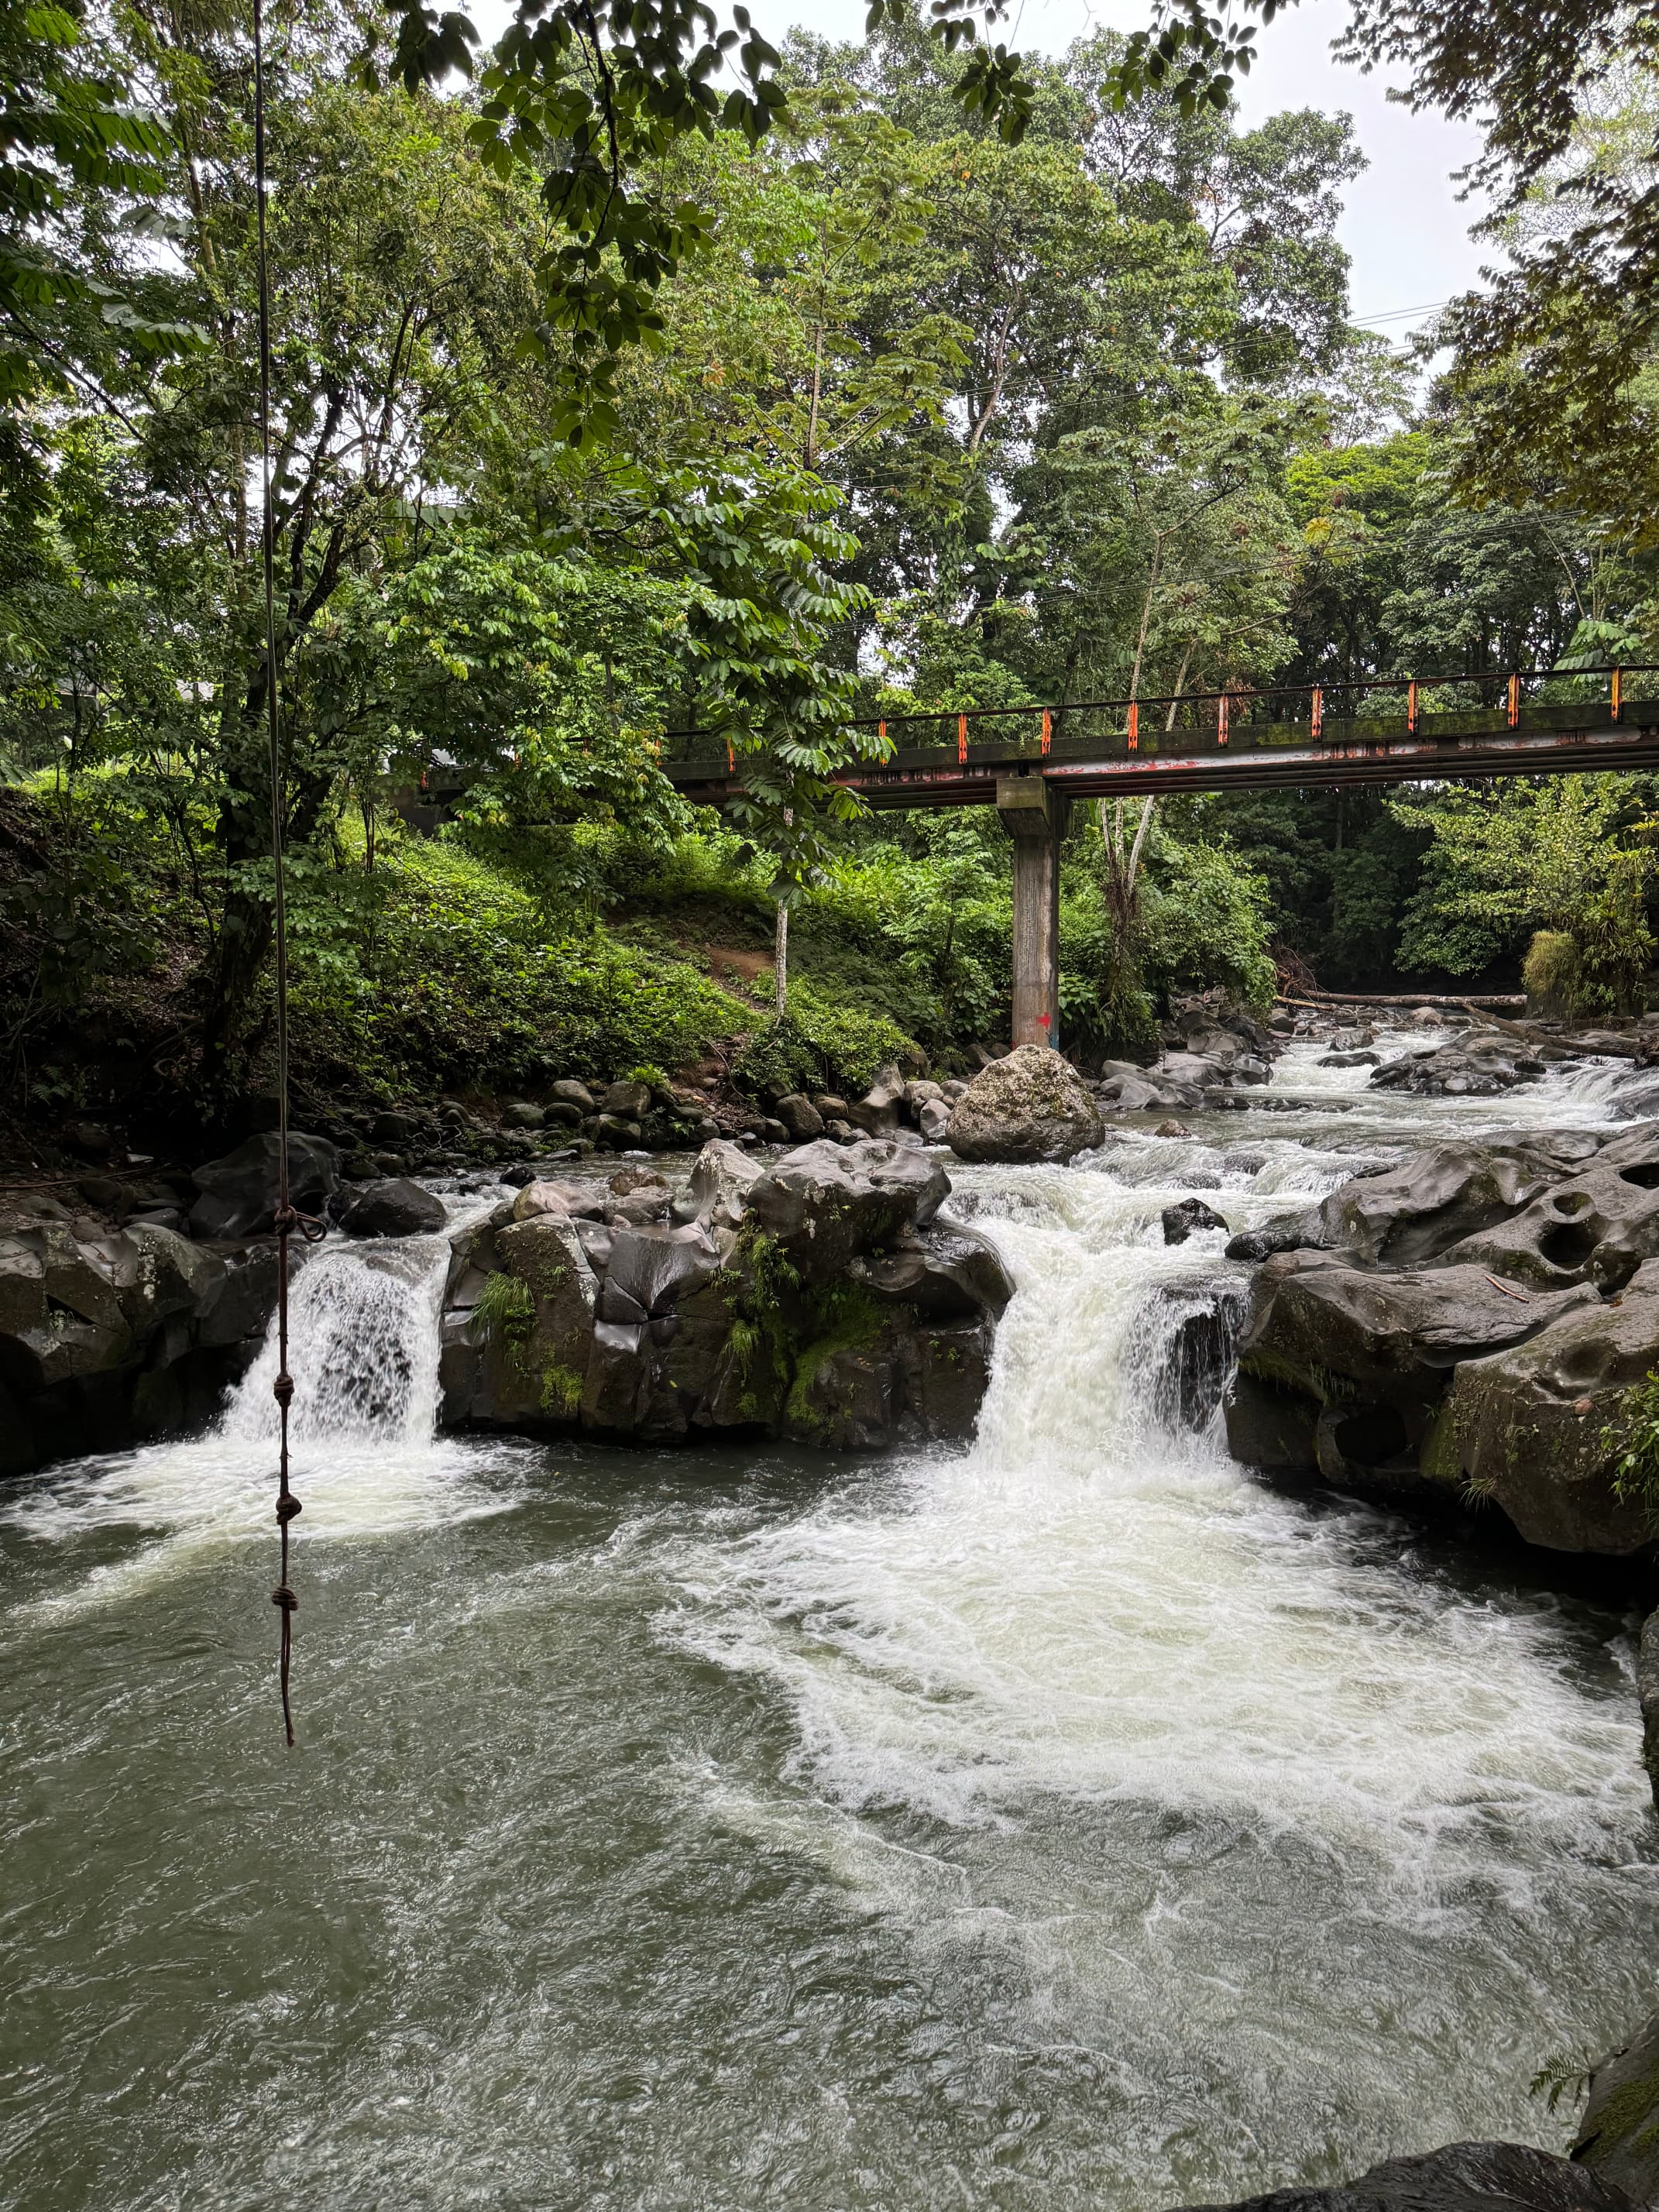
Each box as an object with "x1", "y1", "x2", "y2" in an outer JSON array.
[
  {"x1": 1317, "y1": 1049, "x2": 1380, "y2": 1068},
  {"x1": 452, "y1": 1214, "x2": 598, "y2": 1430},
  {"x1": 1575, "y1": 2011, "x2": 1659, "y2": 2209},
  {"x1": 1162, "y1": 1198, "x2": 1228, "y2": 1245},
  {"x1": 589, "y1": 1113, "x2": 643, "y2": 1148},
  {"x1": 189, "y1": 1132, "x2": 339, "y2": 1239},
  {"x1": 1369, "y1": 1032, "x2": 1545, "y2": 1097},
  {"x1": 779, "y1": 1324, "x2": 899, "y2": 1449},
  {"x1": 1167, "y1": 2139, "x2": 1633, "y2": 2212},
  {"x1": 773, "y1": 1093, "x2": 825, "y2": 1142},
  {"x1": 1224, "y1": 1209, "x2": 1324, "y2": 1263},
  {"x1": 593, "y1": 1225, "x2": 721, "y2": 1352},
  {"x1": 338, "y1": 1178, "x2": 447, "y2": 1238},
  {"x1": 1438, "y1": 1126, "x2": 1659, "y2": 1291},
  {"x1": 1423, "y1": 1262, "x2": 1659, "y2": 1551},
  {"x1": 946, "y1": 1046, "x2": 1102, "y2": 1165},
  {"x1": 1310, "y1": 1140, "x2": 1579, "y2": 1270},
  {"x1": 1155, "y1": 1120, "x2": 1191, "y2": 1139},
  {"x1": 1224, "y1": 1369, "x2": 1321, "y2": 1472},
  {"x1": 1229, "y1": 1252, "x2": 1598, "y2": 1495},
  {"x1": 844, "y1": 1063, "x2": 907, "y2": 1137},
  {"x1": 747, "y1": 1137, "x2": 949, "y2": 1280},
  {"x1": 1097, "y1": 1060, "x2": 1204, "y2": 1113},
  {"x1": 502, "y1": 1101, "x2": 545, "y2": 1128},
  {"x1": 917, "y1": 1097, "x2": 953, "y2": 1142},
  {"x1": 848, "y1": 1221, "x2": 1014, "y2": 1321},
  {"x1": 893, "y1": 1320, "x2": 994, "y2": 1440},
  {"x1": 550, "y1": 1079, "x2": 596, "y2": 1114},
  {"x1": 599, "y1": 1079, "x2": 652, "y2": 1121},
  {"x1": 685, "y1": 1138, "x2": 764, "y2": 1231}
]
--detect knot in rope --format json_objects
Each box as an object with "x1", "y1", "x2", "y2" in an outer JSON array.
[
  {"x1": 273, "y1": 1204, "x2": 329, "y2": 1245},
  {"x1": 271, "y1": 1584, "x2": 298, "y2": 1614},
  {"x1": 275, "y1": 1492, "x2": 301, "y2": 1526},
  {"x1": 273, "y1": 1369, "x2": 294, "y2": 1410}
]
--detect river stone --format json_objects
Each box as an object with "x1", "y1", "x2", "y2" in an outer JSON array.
[
  {"x1": 1166, "y1": 2139, "x2": 1633, "y2": 2212},
  {"x1": 1314, "y1": 1140, "x2": 1577, "y2": 1270},
  {"x1": 1223, "y1": 1369, "x2": 1321, "y2": 1472},
  {"x1": 1438, "y1": 1131, "x2": 1659, "y2": 1290},
  {"x1": 338, "y1": 1178, "x2": 447, "y2": 1238},
  {"x1": 1575, "y1": 2011, "x2": 1659, "y2": 2210},
  {"x1": 779, "y1": 1320, "x2": 900, "y2": 1450},
  {"x1": 848, "y1": 1221, "x2": 1014, "y2": 1321},
  {"x1": 1163, "y1": 1197, "x2": 1228, "y2": 1245},
  {"x1": 462, "y1": 1215, "x2": 597, "y2": 1429},
  {"x1": 842, "y1": 1064, "x2": 907, "y2": 1137},
  {"x1": 917, "y1": 1097, "x2": 953, "y2": 1142},
  {"x1": 747, "y1": 1137, "x2": 950, "y2": 1279},
  {"x1": 599, "y1": 1079, "x2": 652, "y2": 1121},
  {"x1": 946, "y1": 1046, "x2": 1102, "y2": 1164},
  {"x1": 1421, "y1": 1262, "x2": 1659, "y2": 1552},
  {"x1": 593, "y1": 1225, "x2": 720, "y2": 1352},
  {"x1": 773, "y1": 1093, "x2": 824, "y2": 1142},
  {"x1": 685, "y1": 1138, "x2": 764, "y2": 1231},
  {"x1": 502, "y1": 1100, "x2": 544, "y2": 1128},
  {"x1": 189, "y1": 1132, "x2": 339, "y2": 1239},
  {"x1": 1241, "y1": 1253, "x2": 1599, "y2": 1400},
  {"x1": 894, "y1": 1318, "x2": 994, "y2": 1440},
  {"x1": 108, "y1": 1222, "x2": 226, "y2": 1328}
]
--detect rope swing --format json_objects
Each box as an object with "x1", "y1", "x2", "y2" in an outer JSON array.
[{"x1": 252, "y1": 0, "x2": 325, "y2": 1746}]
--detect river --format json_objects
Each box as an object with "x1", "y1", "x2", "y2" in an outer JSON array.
[{"x1": 3, "y1": 1036, "x2": 1657, "y2": 2211}]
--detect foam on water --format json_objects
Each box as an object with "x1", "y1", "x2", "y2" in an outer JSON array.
[
  {"x1": 2, "y1": 1197, "x2": 516, "y2": 1607},
  {"x1": 667, "y1": 1067, "x2": 1654, "y2": 1919}
]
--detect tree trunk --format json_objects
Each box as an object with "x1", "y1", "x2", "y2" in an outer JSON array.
[{"x1": 775, "y1": 899, "x2": 788, "y2": 1017}]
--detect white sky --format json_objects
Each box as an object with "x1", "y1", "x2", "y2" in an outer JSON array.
[
  {"x1": 468, "y1": 0, "x2": 1493, "y2": 329},
  {"x1": 781, "y1": 0, "x2": 1492, "y2": 331}
]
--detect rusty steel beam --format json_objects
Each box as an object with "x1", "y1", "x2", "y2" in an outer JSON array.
[{"x1": 661, "y1": 710, "x2": 1659, "y2": 810}]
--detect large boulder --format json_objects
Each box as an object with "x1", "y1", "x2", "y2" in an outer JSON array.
[
  {"x1": 190, "y1": 1131, "x2": 339, "y2": 1239},
  {"x1": 1575, "y1": 2011, "x2": 1659, "y2": 2209},
  {"x1": 338, "y1": 1177, "x2": 446, "y2": 1238},
  {"x1": 1423, "y1": 1261, "x2": 1659, "y2": 1552},
  {"x1": 946, "y1": 1046, "x2": 1102, "y2": 1164},
  {"x1": 0, "y1": 1215, "x2": 274, "y2": 1475},
  {"x1": 1439, "y1": 1124, "x2": 1659, "y2": 1292},
  {"x1": 848, "y1": 1221, "x2": 1014, "y2": 1320},
  {"x1": 683, "y1": 1137, "x2": 764, "y2": 1231},
  {"x1": 1228, "y1": 1251, "x2": 1598, "y2": 1499},
  {"x1": 1314, "y1": 1139, "x2": 1589, "y2": 1269},
  {"x1": 1166, "y1": 2141, "x2": 1631, "y2": 2212},
  {"x1": 746, "y1": 1137, "x2": 949, "y2": 1279}
]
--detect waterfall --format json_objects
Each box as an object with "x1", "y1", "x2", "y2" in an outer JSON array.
[
  {"x1": 2, "y1": 1195, "x2": 509, "y2": 1585},
  {"x1": 221, "y1": 1230, "x2": 452, "y2": 1450}
]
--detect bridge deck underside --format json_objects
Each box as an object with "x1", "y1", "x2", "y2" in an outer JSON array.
[{"x1": 663, "y1": 706, "x2": 1659, "y2": 808}]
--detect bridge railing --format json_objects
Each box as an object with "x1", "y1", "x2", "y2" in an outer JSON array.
[{"x1": 661, "y1": 664, "x2": 1659, "y2": 773}]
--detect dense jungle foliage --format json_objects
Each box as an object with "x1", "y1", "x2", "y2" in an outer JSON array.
[{"x1": 6, "y1": 0, "x2": 1659, "y2": 1143}]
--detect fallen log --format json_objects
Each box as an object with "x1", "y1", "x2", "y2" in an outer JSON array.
[{"x1": 1278, "y1": 988, "x2": 1527, "y2": 1012}]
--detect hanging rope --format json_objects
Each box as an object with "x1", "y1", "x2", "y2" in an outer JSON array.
[{"x1": 253, "y1": 0, "x2": 324, "y2": 1746}]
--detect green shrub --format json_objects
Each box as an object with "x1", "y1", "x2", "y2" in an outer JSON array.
[
  {"x1": 730, "y1": 983, "x2": 920, "y2": 1098},
  {"x1": 474, "y1": 1271, "x2": 534, "y2": 1347},
  {"x1": 287, "y1": 836, "x2": 748, "y2": 1094},
  {"x1": 1523, "y1": 929, "x2": 1582, "y2": 1015},
  {"x1": 1605, "y1": 1366, "x2": 1659, "y2": 1526}
]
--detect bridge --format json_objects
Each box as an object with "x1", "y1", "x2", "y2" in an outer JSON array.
[{"x1": 662, "y1": 666, "x2": 1659, "y2": 1050}]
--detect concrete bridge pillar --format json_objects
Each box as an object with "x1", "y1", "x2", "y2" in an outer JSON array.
[{"x1": 997, "y1": 775, "x2": 1070, "y2": 1050}]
